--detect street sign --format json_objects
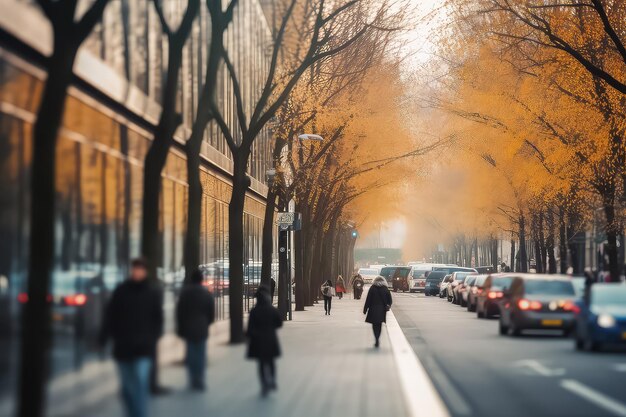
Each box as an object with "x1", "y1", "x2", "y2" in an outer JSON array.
[{"x1": 276, "y1": 212, "x2": 301, "y2": 231}]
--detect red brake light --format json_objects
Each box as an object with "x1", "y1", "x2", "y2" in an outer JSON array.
[
  {"x1": 18, "y1": 293, "x2": 28, "y2": 304},
  {"x1": 562, "y1": 301, "x2": 578, "y2": 313},
  {"x1": 487, "y1": 291, "x2": 503, "y2": 299},
  {"x1": 518, "y1": 299, "x2": 541, "y2": 310},
  {"x1": 64, "y1": 294, "x2": 87, "y2": 306}
]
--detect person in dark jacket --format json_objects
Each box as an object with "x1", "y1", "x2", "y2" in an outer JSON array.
[
  {"x1": 246, "y1": 285, "x2": 283, "y2": 397},
  {"x1": 363, "y1": 276, "x2": 392, "y2": 348},
  {"x1": 352, "y1": 274, "x2": 364, "y2": 300},
  {"x1": 100, "y1": 258, "x2": 163, "y2": 417},
  {"x1": 176, "y1": 269, "x2": 215, "y2": 391},
  {"x1": 321, "y1": 279, "x2": 335, "y2": 315}
]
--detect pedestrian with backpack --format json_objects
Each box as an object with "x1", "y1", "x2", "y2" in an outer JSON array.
[{"x1": 321, "y1": 279, "x2": 335, "y2": 315}]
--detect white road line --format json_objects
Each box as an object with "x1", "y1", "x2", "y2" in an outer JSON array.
[
  {"x1": 513, "y1": 359, "x2": 565, "y2": 377},
  {"x1": 561, "y1": 379, "x2": 626, "y2": 417},
  {"x1": 421, "y1": 355, "x2": 472, "y2": 416},
  {"x1": 386, "y1": 309, "x2": 451, "y2": 417},
  {"x1": 613, "y1": 363, "x2": 626, "y2": 372}
]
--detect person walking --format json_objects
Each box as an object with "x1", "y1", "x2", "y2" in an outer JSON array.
[
  {"x1": 321, "y1": 279, "x2": 334, "y2": 315},
  {"x1": 176, "y1": 269, "x2": 215, "y2": 391},
  {"x1": 352, "y1": 273, "x2": 364, "y2": 300},
  {"x1": 363, "y1": 276, "x2": 392, "y2": 348},
  {"x1": 246, "y1": 285, "x2": 283, "y2": 397},
  {"x1": 100, "y1": 258, "x2": 163, "y2": 417},
  {"x1": 335, "y1": 275, "x2": 346, "y2": 299}
]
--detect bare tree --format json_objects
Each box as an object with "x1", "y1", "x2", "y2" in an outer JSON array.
[{"x1": 20, "y1": 2, "x2": 110, "y2": 415}]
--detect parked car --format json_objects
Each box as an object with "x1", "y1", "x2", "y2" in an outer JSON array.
[
  {"x1": 358, "y1": 267, "x2": 380, "y2": 284},
  {"x1": 574, "y1": 283, "x2": 626, "y2": 351},
  {"x1": 476, "y1": 274, "x2": 513, "y2": 318},
  {"x1": 440, "y1": 274, "x2": 453, "y2": 298},
  {"x1": 498, "y1": 274, "x2": 577, "y2": 336},
  {"x1": 449, "y1": 271, "x2": 477, "y2": 304},
  {"x1": 467, "y1": 274, "x2": 488, "y2": 312},
  {"x1": 475, "y1": 266, "x2": 496, "y2": 274},
  {"x1": 409, "y1": 263, "x2": 450, "y2": 293},
  {"x1": 424, "y1": 271, "x2": 448, "y2": 296},
  {"x1": 379, "y1": 266, "x2": 412, "y2": 292},
  {"x1": 458, "y1": 275, "x2": 477, "y2": 307}
]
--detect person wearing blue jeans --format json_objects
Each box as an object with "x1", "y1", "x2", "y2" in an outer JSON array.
[
  {"x1": 117, "y1": 357, "x2": 151, "y2": 417},
  {"x1": 176, "y1": 269, "x2": 215, "y2": 390},
  {"x1": 100, "y1": 258, "x2": 164, "y2": 417}
]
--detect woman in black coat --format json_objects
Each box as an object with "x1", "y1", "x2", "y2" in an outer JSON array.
[
  {"x1": 363, "y1": 276, "x2": 392, "y2": 348},
  {"x1": 246, "y1": 285, "x2": 283, "y2": 396}
]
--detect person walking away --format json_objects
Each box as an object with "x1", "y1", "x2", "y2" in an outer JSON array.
[
  {"x1": 363, "y1": 276, "x2": 392, "y2": 348},
  {"x1": 100, "y1": 258, "x2": 163, "y2": 417},
  {"x1": 246, "y1": 285, "x2": 283, "y2": 397},
  {"x1": 321, "y1": 280, "x2": 334, "y2": 315},
  {"x1": 352, "y1": 274, "x2": 364, "y2": 300},
  {"x1": 176, "y1": 269, "x2": 215, "y2": 391},
  {"x1": 335, "y1": 275, "x2": 346, "y2": 299}
]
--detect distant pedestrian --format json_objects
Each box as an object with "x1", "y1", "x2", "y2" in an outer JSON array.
[
  {"x1": 100, "y1": 258, "x2": 163, "y2": 417},
  {"x1": 176, "y1": 269, "x2": 215, "y2": 391},
  {"x1": 321, "y1": 279, "x2": 335, "y2": 315},
  {"x1": 352, "y1": 274, "x2": 364, "y2": 300},
  {"x1": 363, "y1": 276, "x2": 392, "y2": 348},
  {"x1": 335, "y1": 275, "x2": 346, "y2": 299},
  {"x1": 246, "y1": 285, "x2": 283, "y2": 397}
]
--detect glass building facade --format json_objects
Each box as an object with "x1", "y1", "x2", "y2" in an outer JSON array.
[{"x1": 0, "y1": 0, "x2": 274, "y2": 412}]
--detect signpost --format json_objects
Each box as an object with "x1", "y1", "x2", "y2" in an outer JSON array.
[{"x1": 277, "y1": 212, "x2": 301, "y2": 320}]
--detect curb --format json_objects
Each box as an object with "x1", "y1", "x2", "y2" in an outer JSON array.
[{"x1": 386, "y1": 309, "x2": 450, "y2": 417}]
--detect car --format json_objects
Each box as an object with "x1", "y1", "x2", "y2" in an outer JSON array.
[
  {"x1": 476, "y1": 274, "x2": 513, "y2": 318},
  {"x1": 574, "y1": 283, "x2": 626, "y2": 351},
  {"x1": 448, "y1": 271, "x2": 477, "y2": 304},
  {"x1": 440, "y1": 274, "x2": 453, "y2": 298},
  {"x1": 498, "y1": 274, "x2": 577, "y2": 336},
  {"x1": 475, "y1": 266, "x2": 496, "y2": 274},
  {"x1": 424, "y1": 271, "x2": 448, "y2": 296},
  {"x1": 458, "y1": 275, "x2": 477, "y2": 307},
  {"x1": 358, "y1": 267, "x2": 380, "y2": 284},
  {"x1": 409, "y1": 263, "x2": 450, "y2": 293},
  {"x1": 467, "y1": 274, "x2": 488, "y2": 312},
  {"x1": 379, "y1": 266, "x2": 412, "y2": 292}
]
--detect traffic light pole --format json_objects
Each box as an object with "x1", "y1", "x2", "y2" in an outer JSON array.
[{"x1": 278, "y1": 226, "x2": 289, "y2": 320}]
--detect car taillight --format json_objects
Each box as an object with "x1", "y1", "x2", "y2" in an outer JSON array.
[
  {"x1": 518, "y1": 299, "x2": 542, "y2": 310},
  {"x1": 64, "y1": 294, "x2": 87, "y2": 306},
  {"x1": 18, "y1": 293, "x2": 28, "y2": 304},
  {"x1": 562, "y1": 301, "x2": 578, "y2": 313},
  {"x1": 487, "y1": 291, "x2": 503, "y2": 299}
]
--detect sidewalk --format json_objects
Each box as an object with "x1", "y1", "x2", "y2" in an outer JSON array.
[{"x1": 81, "y1": 295, "x2": 410, "y2": 417}]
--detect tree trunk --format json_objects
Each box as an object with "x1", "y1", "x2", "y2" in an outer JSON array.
[
  {"x1": 603, "y1": 196, "x2": 619, "y2": 281},
  {"x1": 539, "y1": 211, "x2": 547, "y2": 274},
  {"x1": 546, "y1": 209, "x2": 557, "y2": 273},
  {"x1": 519, "y1": 215, "x2": 528, "y2": 272},
  {"x1": 141, "y1": 37, "x2": 185, "y2": 274},
  {"x1": 559, "y1": 207, "x2": 568, "y2": 273},
  {"x1": 510, "y1": 237, "x2": 516, "y2": 272},
  {"x1": 228, "y1": 154, "x2": 250, "y2": 343},
  {"x1": 294, "y1": 201, "x2": 305, "y2": 311},
  {"x1": 19, "y1": 44, "x2": 77, "y2": 417},
  {"x1": 491, "y1": 237, "x2": 498, "y2": 272},
  {"x1": 260, "y1": 186, "x2": 277, "y2": 286},
  {"x1": 184, "y1": 137, "x2": 203, "y2": 281}
]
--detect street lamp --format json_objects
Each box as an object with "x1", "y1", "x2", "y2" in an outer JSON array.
[{"x1": 297, "y1": 133, "x2": 324, "y2": 142}]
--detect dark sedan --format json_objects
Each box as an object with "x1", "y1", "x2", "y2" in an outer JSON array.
[
  {"x1": 499, "y1": 274, "x2": 577, "y2": 336},
  {"x1": 424, "y1": 271, "x2": 448, "y2": 296},
  {"x1": 575, "y1": 283, "x2": 626, "y2": 351},
  {"x1": 476, "y1": 274, "x2": 512, "y2": 318}
]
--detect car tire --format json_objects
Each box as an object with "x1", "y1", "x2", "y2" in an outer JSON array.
[
  {"x1": 575, "y1": 337, "x2": 584, "y2": 351},
  {"x1": 460, "y1": 298, "x2": 467, "y2": 307},
  {"x1": 584, "y1": 339, "x2": 600, "y2": 352},
  {"x1": 509, "y1": 320, "x2": 521, "y2": 337},
  {"x1": 499, "y1": 320, "x2": 508, "y2": 335},
  {"x1": 477, "y1": 309, "x2": 484, "y2": 318}
]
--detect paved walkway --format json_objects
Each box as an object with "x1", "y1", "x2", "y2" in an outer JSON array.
[{"x1": 80, "y1": 294, "x2": 409, "y2": 417}]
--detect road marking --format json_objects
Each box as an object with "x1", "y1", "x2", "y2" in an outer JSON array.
[
  {"x1": 421, "y1": 355, "x2": 472, "y2": 416},
  {"x1": 386, "y1": 310, "x2": 451, "y2": 417},
  {"x1": 513, "y1": 359, "x2": 565, "y2": 377},
  {"x1": 614, "y1": 363, "x2": 626, "y2": 372},
  {"x1": 561, "y1": 379, "x2": 626, "y2": 417}
]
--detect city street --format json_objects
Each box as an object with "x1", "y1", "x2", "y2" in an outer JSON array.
[{"x1": 393, "y1": 292, "x2": 626, "y2": 417}]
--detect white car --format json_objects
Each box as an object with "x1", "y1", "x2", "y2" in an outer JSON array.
[{"x1": 357, "y1": 267, "x2": 380, "y2": 284}]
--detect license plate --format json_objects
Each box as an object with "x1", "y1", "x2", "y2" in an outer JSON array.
[
  {"x1": 541, "y1": 319, "x2": 563, "y2": 326},
  {"x1": 621, "y1": 332, "x2": 626, "y2": 340}
]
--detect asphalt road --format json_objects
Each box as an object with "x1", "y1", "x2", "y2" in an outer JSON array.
[{"x1": 392, "y1": 292, "x2": 626, "y2": 417}]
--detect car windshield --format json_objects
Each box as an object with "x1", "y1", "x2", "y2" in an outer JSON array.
[
  {"x1": 455, "y1": 272, "x2": 471, "y2": 281},
  {"x1": 465, "y1": 276, "x2": 477, "y2": 285},
  {"x1": 427, "y1": 272, "x2": 446, "y2": 281},
  {"x1": 359, "y1": 269, "x2": 378, "y2": 275},
  {"x1": 592, "y1": 286, "x2": 626, "y2": 306},
  {"x1": 380, "y1": 267, "x2": 411, "y2": 279},
  {"x1": 524, "y1": 280, "x2": 575, "y2": 295},
  {"x1": 412, "y1": 270, "x2": 428, "y2": 278},
  {"x1": 474, "y1": 276, "x2": 488, "y2": 286},
  {"x1": 491, "y1": 276, "x2": 513, "y2": 290}
]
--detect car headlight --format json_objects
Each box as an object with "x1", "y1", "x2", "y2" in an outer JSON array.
[{"x1": 597, "y1": 314, "x2": 616, "y2": 328}]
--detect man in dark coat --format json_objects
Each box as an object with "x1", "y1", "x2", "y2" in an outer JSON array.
[
  {"x1": 176, "y1": 269, "x2": 215, "y2": 390},
  {"x1": 100, "y1": 258, "x2": 163, "y2": 417},
  {"x1": 246, "y1": 285, "x2": 282, "y2": 397},
  {"x1": 363, "y1": 276, "x2": 392, "y2": 348}
]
